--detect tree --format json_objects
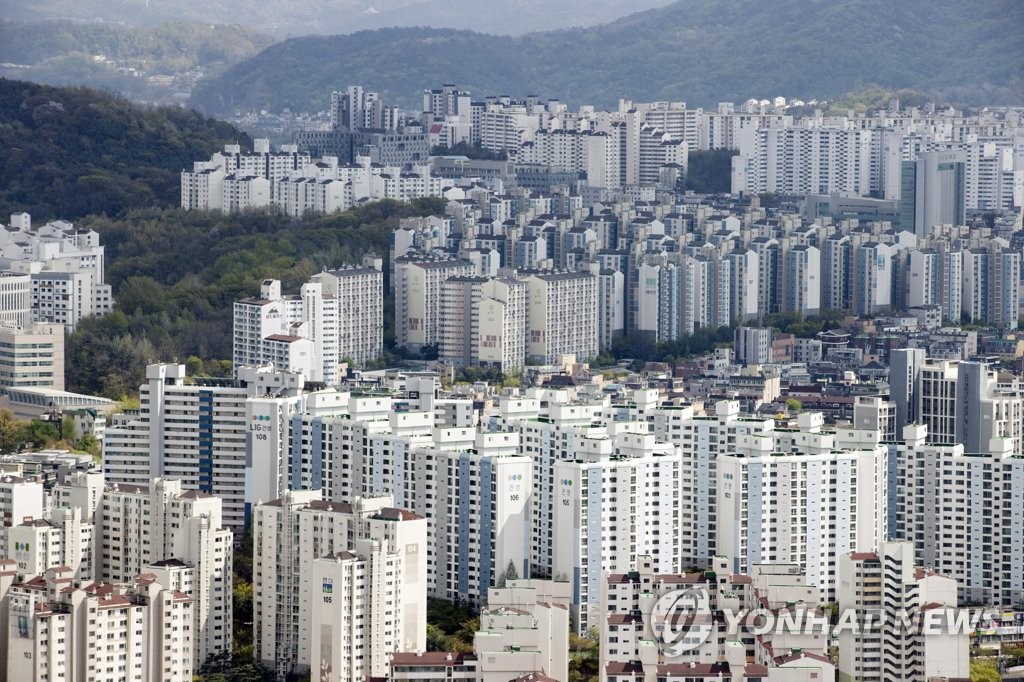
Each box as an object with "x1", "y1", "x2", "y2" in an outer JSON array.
[
  {"x1": 23, "y1": 419, "x2": 59, "y2": 449},
  {"x1": 1004, "y1": 645, "x2": 1024, "y2": 667},
  {"x1": 785, "y1": 398, "x2": 803, "y2": 413},
  {"x1": 499, "y1": 559, "x2": 520, "y2": 587},
  {"x1": 0, "y1": 409, "x2": 23, "y2": 453},
  {"x1": 426, "y1": 623, "x2": 452, "y2": 651},
  {"x1": 969, "y1": 659, "x2": 1000, "y2": 682},
  {"x1": 60, "y1": 417, "x2": 77, "y2": 442},
  {"x1": 76, "y1": 433, "x2": 101, "y2": 460},
  {"x1": 569, "y1": 627, "x2": 600, "y2": 682}
]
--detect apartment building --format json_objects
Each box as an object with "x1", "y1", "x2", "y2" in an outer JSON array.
[
  {"x1": 0, "y1": 473, "x2": 44, "y2": 550},
  {"x1": 524, "y1": 271, "x2": 598, "y2": 364},
  {"x1": 391, "y1": 580, "x2": 570, "y2": 682},
  {"x1": 1, "y1": 565, "x2": 194, "y2": 682},
  {"x1": 252, "y1": 491, "x2": 427, "y2": 679},
  {"x1": 717, "y1": 418, "x2": 887, "y2": 602},
  {"x1": 838, "y1": 542, "x2": 970, "y2": 682},
  {"x1": 395, "y1": 257, "x2": 476, "y2": 352},
  {"x1": 47, "y1": 475, "x2": 234, "y2": 666},
  {"x1": 439, "y1": 275, "x2": 527, "y2": 371},
  {"x1": 0, "y1": 215, "x2": 113, "y2": 332},
  {"x1": 552, "y1": 438, "x2": 682, "y2": 633},
  {"x1": 0, "y1": 322, "x2": 65, "y2": 393},
  {"x1": 599, "y1": 556, "x2": 832, "y2": 681},
  {"x1": 102, "y1": 363, "x2": 307, "y2": 530},
  {"x1": 894, "y1": 425, "x2": 1024, "y2": 607}
]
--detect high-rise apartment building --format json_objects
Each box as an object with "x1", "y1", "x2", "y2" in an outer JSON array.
[
  {"x1": 717, "y1": 420, "x2": 887, "y2": 602},
  {"x1": 894, "y1": 425, "x2": 1024, "y2": 607},
  {"x1": 234, "y1": 266, "x2": 383, "y2": 379},
  {"x1": 439, "y1": 275, "x2": 527, "y2": 371},
  {"x1": 552, "y1": 438, "x2": 682, "y2": 633},
  {"x1": 838, "y1": 541, "x2": 970, "y2": 682},
  {"x1": 252, "y1": 491, "x2": 426, "y2": 680},
  {"x1": 1, "y1": 566, "x2": 194, "y2": 682},
  {"x1": 395, "y1": 257, "x2": 476, "y2": 353},
  {"x1": 103, "y1": 363, "x2": 307, "y2": 530},
  {"x1": 0, "y1": 215, "x2": 113, "y2": 332},
  {"x1": 0, "y1": 322, "x2": 65, "y2": 393},
  {"x1": 524, "y1": 272, "x2": 598, "y2": 364}
]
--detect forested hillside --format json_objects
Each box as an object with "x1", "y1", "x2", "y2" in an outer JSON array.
[
  {"x1": 0, "y1": 79, "x2": 249, "y2": 220},
  {"x1": 67, "y1": 199, "x2": 446, "y2": 397},
  {"x1": 191, "y1": 0, "x2": 1024, "y2": 115}
]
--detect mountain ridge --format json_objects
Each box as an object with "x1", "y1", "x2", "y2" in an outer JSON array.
[
  {"x1": 189, "y1": 0, "x2": 1024, "y2": 116},
  {"x1": 0, "y1": 0, "x2": 675, "y2": 38}
]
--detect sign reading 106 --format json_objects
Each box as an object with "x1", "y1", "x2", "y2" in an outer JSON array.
[{"x1": 507, "y1": 472, "x2": 525, "y2": 503}]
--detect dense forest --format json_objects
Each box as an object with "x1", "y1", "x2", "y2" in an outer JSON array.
[
  {"x1": 683, "y1": 150, "x2": 738, "y2": 194},
  {"x1": 67, "y1": 198, "x2": 446, "y2": 397},
  {"x1": 190, "y1": 0, "x2": 1023, "y2": 115},
  {"x1": 0, "y1": 79, "x2": 250, "y2": 220}
]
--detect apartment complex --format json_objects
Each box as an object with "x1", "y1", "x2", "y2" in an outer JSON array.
[
  {"x1": 234, "y1": 263, "x2": 383, "y2": 377},
  {"x1": 0, "y1": 213, "x2": 113, "y2": 332},
  {"x1": 252, "y1": 491, "x2": 427, "y2": 680},
  {"x1": 1, "y1": 566, "x2": 194, "y2": 682}
]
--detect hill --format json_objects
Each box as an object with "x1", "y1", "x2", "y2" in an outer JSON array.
[
  {"x1": 190, "y1": 0, "x2": 1024, "y2": 116},
  {"x1": 0, "y1": 21, "x2": 274, "y2": 104},
  {"x1": 0, "y1": 0, "x2": 674, "y2": 38},
  {"x1": 0, "y1": 78, "x2": 250, "y2": 221}
]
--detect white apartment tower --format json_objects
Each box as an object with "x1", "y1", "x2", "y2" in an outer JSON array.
[
  {"x1": 252, "y1": 491, "x2": 427, "y2": 679},
  {"x1": 894, "y1": 425, "x2": 1024, "y2": 606},
  {"x1": 235, "y1": 266, "x2": 383, "y2": 378},
  {"x1": 395, "y1": 257, "x2": 475, "y2": 353},
  {"x1": 440, "y1": 275, "x2": 527, "y2": 371},
  {"x1": 102, "y1": 363, "x2": 307, "y2": 530},
  {"x1": 310, "y1": 263, "x2": 384, "y2": 367},
  {"x1": 785, "y1": 244, "x2": 821, "y2": 316},
  {"x1": 0, "y1": 215, "x2": 113, "y2": 332},
  {"x1": 1, "y1": 566, "x2": 194, "y2": 682},
  {"x1": 717, "y1": 419, "x2": 887, "y2": 602},
  {"x1": 838, "y1": 541, "x2": 970, "y2": 682},
  {"x1": 50, "y1": 477, "x2": 235, "y2": 667},
  {"x1": 552, "y1": 443, "x2": 683, "y2": 633},
  {"x1": 525, "y1": 272, "x2": 598, "y2": 364},
  {"x1": 310, "y1": 537, "x2": 422, "y2": 682}
]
